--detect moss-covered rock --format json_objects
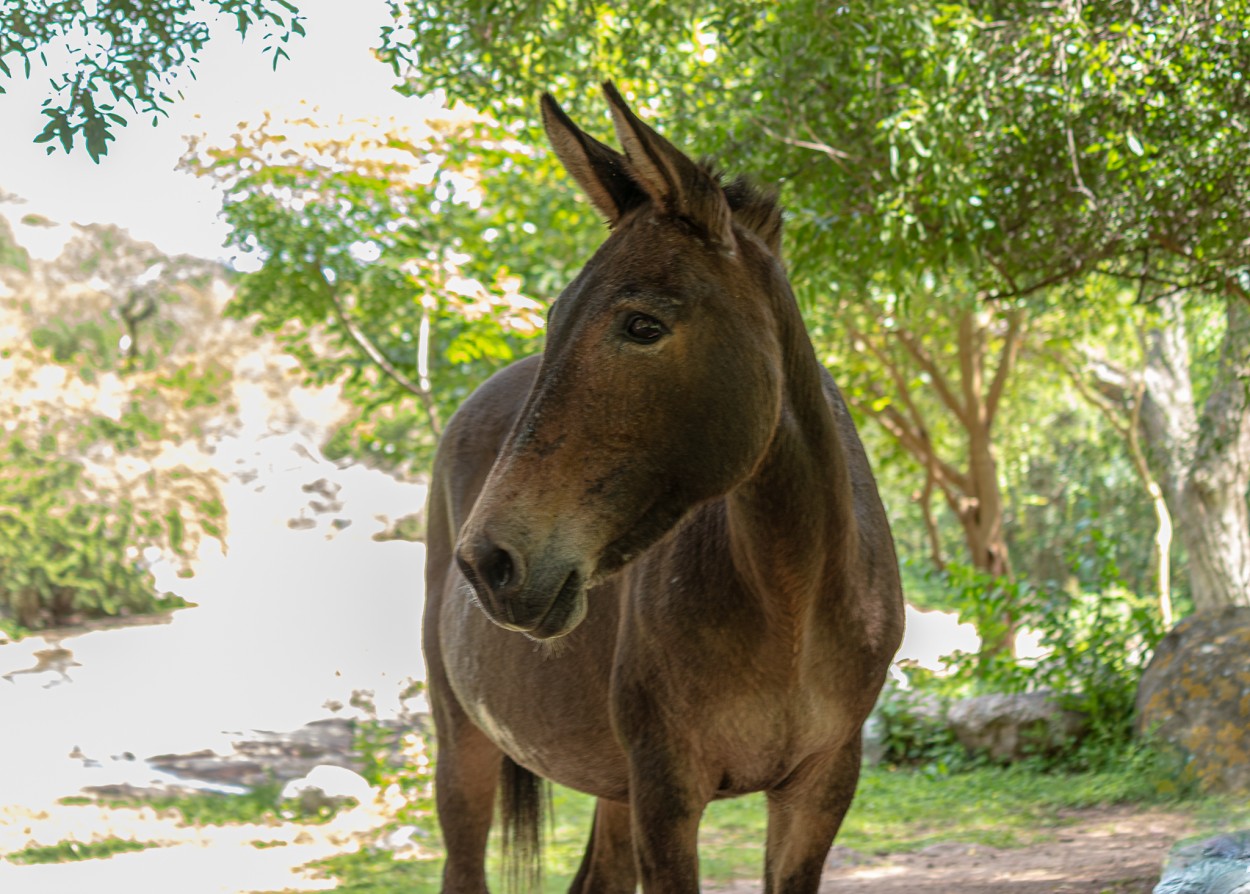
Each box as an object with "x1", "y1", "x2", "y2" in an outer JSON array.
[{"x1": 1136, "y1": 607, "x2": 1250, "y2": 793}]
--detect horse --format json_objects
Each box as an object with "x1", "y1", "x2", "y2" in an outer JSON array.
[{"x1": 422, "y1": 82, "x2": 905, "y2": 894}]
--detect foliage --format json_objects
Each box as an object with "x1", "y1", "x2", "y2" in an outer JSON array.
[
  {"x1": 353, "y1": 700, "x2": 436, "y2": 830},
  {"x1": 883, "y1": 519, "x2": 1167, "y2": 771},
  {"x1": 0, "y1": 215, "x2": 30, "y2": 272},
  {"x1": 182, "y1": 104, "x2": 599, "y2": 469},
  {"x1": 0, "y1": 221, "x2": 231, "y2": 630},
  {"x1": 382, "y1": 0, "x2": 1250, "y2": 300},
  {"x1": 0, "y1": 0, "x2": 305, "y2": 160},
  {"x1": 0, "y1": 431, "x2": 197, "y2": 631},
  {"x1": 113, "y1": 778, "x2": 345, "y2": 826},
  {"x1": 872, "y1": 669, "x2": 967, "y2": 772},
  {"x1": 5, "y1": 837, "x2": 160, "y2": 865}
]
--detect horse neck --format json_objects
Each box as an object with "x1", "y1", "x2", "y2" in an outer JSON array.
[{"x1": 725, "y1": 288, "x2": 857, "y2": 606}]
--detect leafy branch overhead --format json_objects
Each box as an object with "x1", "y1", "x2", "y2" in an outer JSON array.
[
  {"x1": 1, "y1": 0, "x2": 305, "y2": 162},
  {"x1": 180, "y1": 107, "x2": 593, "y2": 468},
  {"x1": 378, "y1": 0, "x2": 1250, "y2": 302}
]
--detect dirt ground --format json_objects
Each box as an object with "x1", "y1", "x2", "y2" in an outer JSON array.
[{"x1": 711, "y1": 806, "x2": 1189, "y2": 894}]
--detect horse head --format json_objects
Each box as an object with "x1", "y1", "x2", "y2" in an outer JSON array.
[{"x1": 455, "y1": 83, "x2": 790, "y2": 639}]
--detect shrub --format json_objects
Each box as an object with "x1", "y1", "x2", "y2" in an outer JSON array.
[
  {"x1": 883, "y1": 521, "x2": 1166, "y2": 772},
  {"x1": 0, "y1": 425, "x2": 218, "y2": 632}
]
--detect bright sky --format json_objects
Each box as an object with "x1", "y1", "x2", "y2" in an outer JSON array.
[{"x1": 0, "y1": 0, "x2": 426, "y2": 263}]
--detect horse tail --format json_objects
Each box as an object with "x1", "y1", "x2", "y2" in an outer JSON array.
[{"x1": 498, "y1": 756, "x2": 547, "y2": 894}]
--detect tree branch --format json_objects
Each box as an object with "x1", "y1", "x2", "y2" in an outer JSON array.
[
  {"x1": 985, "y1": 308, "x2": 1027, "y2": 428},
  {"x1": 752, "y1": 116, "x2": 852, "y2": 168},
  {"x1": 889, "y1": 326, "x2": 972, "y2": 427},
  {"x1": 314, "y1": 267, "x2": 443, "y2": 438}
]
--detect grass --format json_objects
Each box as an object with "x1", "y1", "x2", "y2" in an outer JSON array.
[
  {"x1": 82, "y1": 779, "x2": 351, "y2": 827},
  {"x1": 283, "y1": 756, "x2": 1250, "y2": 894},
  {"x1": 6, "y1": 837, "x2": 161, "y2": 865},
  {"x1": 44, "y1": 735, "x2": 1245, "y2": 890}
]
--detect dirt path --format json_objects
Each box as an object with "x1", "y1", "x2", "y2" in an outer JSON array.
[{"x1": 812, "y1": 806, "x2": 1186, "y2": 893}]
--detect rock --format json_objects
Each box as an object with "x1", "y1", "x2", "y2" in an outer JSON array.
[
  {"x1": 282, "y1": 764, "x2": 373, "y2": 812},
  {"x1": 148, "y1": 718, "x2": 359, "y2": 789},
  {"x1": 947, "y1": 690, "x2": 1086, "y2": 762},
  {"x1": 1154, "y1": 830, "x2": 1250, "y2": 894},
  {"x1": 1136, "y1": 607, "x2": 1250, "y2": 793},
  {"x1": 860, "y1": 710, "x2": 887, "y2": 766}
]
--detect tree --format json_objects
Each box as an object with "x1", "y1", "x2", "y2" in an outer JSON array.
[
  {"x1": 378, "y1": 0, "x2": 1250, "y2": 613},
  {"x1": 181, "y1": 104, "x2": 599, "y2": 469},
  {"x1": 0, "y1": 215, "x2": 230, "y2": 630},
  {"x1": 0, "y1": 0, "x2": 305, "y2": 160},
  {"x1": 1043, "y1": 285, "x2": 1177, "y2": 626},
  {"x1": 821, "y1": 276, "x2": 1026, "y2": 582},
  {"x1": 1137, "y1": 295, "x2": 1250, "y2": 612}
]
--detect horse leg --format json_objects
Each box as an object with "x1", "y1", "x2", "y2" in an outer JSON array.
[
  {"x1": 762, "y1": 738, "x2": 863, "y2": 894},
  {"x1": 568, "y1": 798, "x2": 636, "y2": 894},
  {"x1": 433, "y1": 702, "x2": 503, "y2": 894},
  {"x1": 625, "y1": 746, "x2": 708, "y2": 894}
]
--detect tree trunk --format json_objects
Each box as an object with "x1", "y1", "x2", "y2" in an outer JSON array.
[
  {"x1": 1059, "y1": 345, "x2": 1174, "y2": 625},
  {"x1": 840, "y1": 302, "x2": 1021, "y2": 652},
  {"x1": 1140, "y1": 294, "x2": 1250, "y2": 612}
]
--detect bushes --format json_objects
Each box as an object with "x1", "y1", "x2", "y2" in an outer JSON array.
[
  {"x1": 878, "y1": 526, "x2": 1168, "y2": 773},
  {"x1": 0, "y1": 224, "x2": 233, "y2": 636},
  {"x1": 0, "y1": 426, "x2": 219, "y2": 634}
]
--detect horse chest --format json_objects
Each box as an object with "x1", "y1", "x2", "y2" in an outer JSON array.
[{"x1": 610, "y1": 612, "x2": 860, "y2": 792}]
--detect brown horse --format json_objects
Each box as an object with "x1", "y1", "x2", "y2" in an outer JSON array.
[{"x1": 423, "y1": 83, "x2": 904, "y2": 894}]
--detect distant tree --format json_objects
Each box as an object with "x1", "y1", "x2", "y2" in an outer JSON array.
[
  {"x1": 0, "y1": 0, "x2": 304, "y2": 160},
  {"x1": 820, "y1": 275, "x2": 1026, "y2": 583},
  {"x1": 0, "y1": 216, "x2": 230, "y2": 630}
]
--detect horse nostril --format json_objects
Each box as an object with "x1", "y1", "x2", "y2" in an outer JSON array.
[
  {"x1": 481, "y1": 546, "x2": 514, "y2": 592},
  {"x1": 457, "y1": 534, "x2": 522, "y2": 600}
]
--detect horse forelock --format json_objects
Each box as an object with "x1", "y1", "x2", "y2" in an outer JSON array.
[{"x1": 610, "y1": 157, "x2": 782, "y2": 256}]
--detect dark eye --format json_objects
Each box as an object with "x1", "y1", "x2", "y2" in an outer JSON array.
[{"x1": 624, "y1": 313, "x2": 666, "y2": 344}]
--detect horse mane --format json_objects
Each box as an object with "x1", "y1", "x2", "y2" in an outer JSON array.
[{"x1": 708, "y1": 163, "x2": 783, "y2": 255}]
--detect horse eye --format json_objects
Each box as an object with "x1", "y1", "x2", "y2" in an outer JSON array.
[{"x1": 624, "y1": 313, "x2": 665, "y2": 344}]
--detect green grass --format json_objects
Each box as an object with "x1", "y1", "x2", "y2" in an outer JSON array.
[
  {"x1": 6, "y1": 838, "x2": 161, "y2": 865},
  {"x1": 282, "y1": 758, "x2": 1249, "y2": 894},
  {"x1": 87, "y1": 779, "x2": 350, "y2": 827}
]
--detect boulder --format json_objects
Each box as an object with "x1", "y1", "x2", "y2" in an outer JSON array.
[
  {"x1": 1154, "y1": 830, "x2": 1250, "y2": 894},
  {"x1": 1136, "y1": 607, "x2": 1250, "y2": 793},
  {"x1": 947, "y1": 690, "x2": 1086, "y2": 762},
  {"x1": 282, "y1": 764, "x2": 373, "y2": 812}
]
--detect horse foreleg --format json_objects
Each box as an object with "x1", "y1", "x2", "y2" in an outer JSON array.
[
  {"x1": 626, "y1": 747, "x2": 708, "y2": 894},
  {"x1": 568, "y1": 798, "x2": 636, "y2": 894},
  {"x1": 762, "y1": 738, "x2": 863, "y2": 894},
  {"x1": 434, "y1": 714, "x2": 503, "y2": 894}
]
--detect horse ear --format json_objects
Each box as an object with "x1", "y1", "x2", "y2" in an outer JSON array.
[
  {"x1": 601, "y1": 82, "x2": 735, "y2": 249},
  {"x1": 541, "y1": 93, "x2": 646, "y2": 225}
]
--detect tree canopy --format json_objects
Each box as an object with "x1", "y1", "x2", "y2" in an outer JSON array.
[
  {"x1": 379, "y1": 0, "x2": 1250, "y2": 302},
  {"x1": 1, "y1": 0, "x2": 305, "y2": 161},
  {"x1": 10, "y1": 0, "x2": 1250, "y2": 632}
]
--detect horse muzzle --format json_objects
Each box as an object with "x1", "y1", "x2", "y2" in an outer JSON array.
[{"x1": 455, "y1": 532, "x2": 588, "y2": 639}]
